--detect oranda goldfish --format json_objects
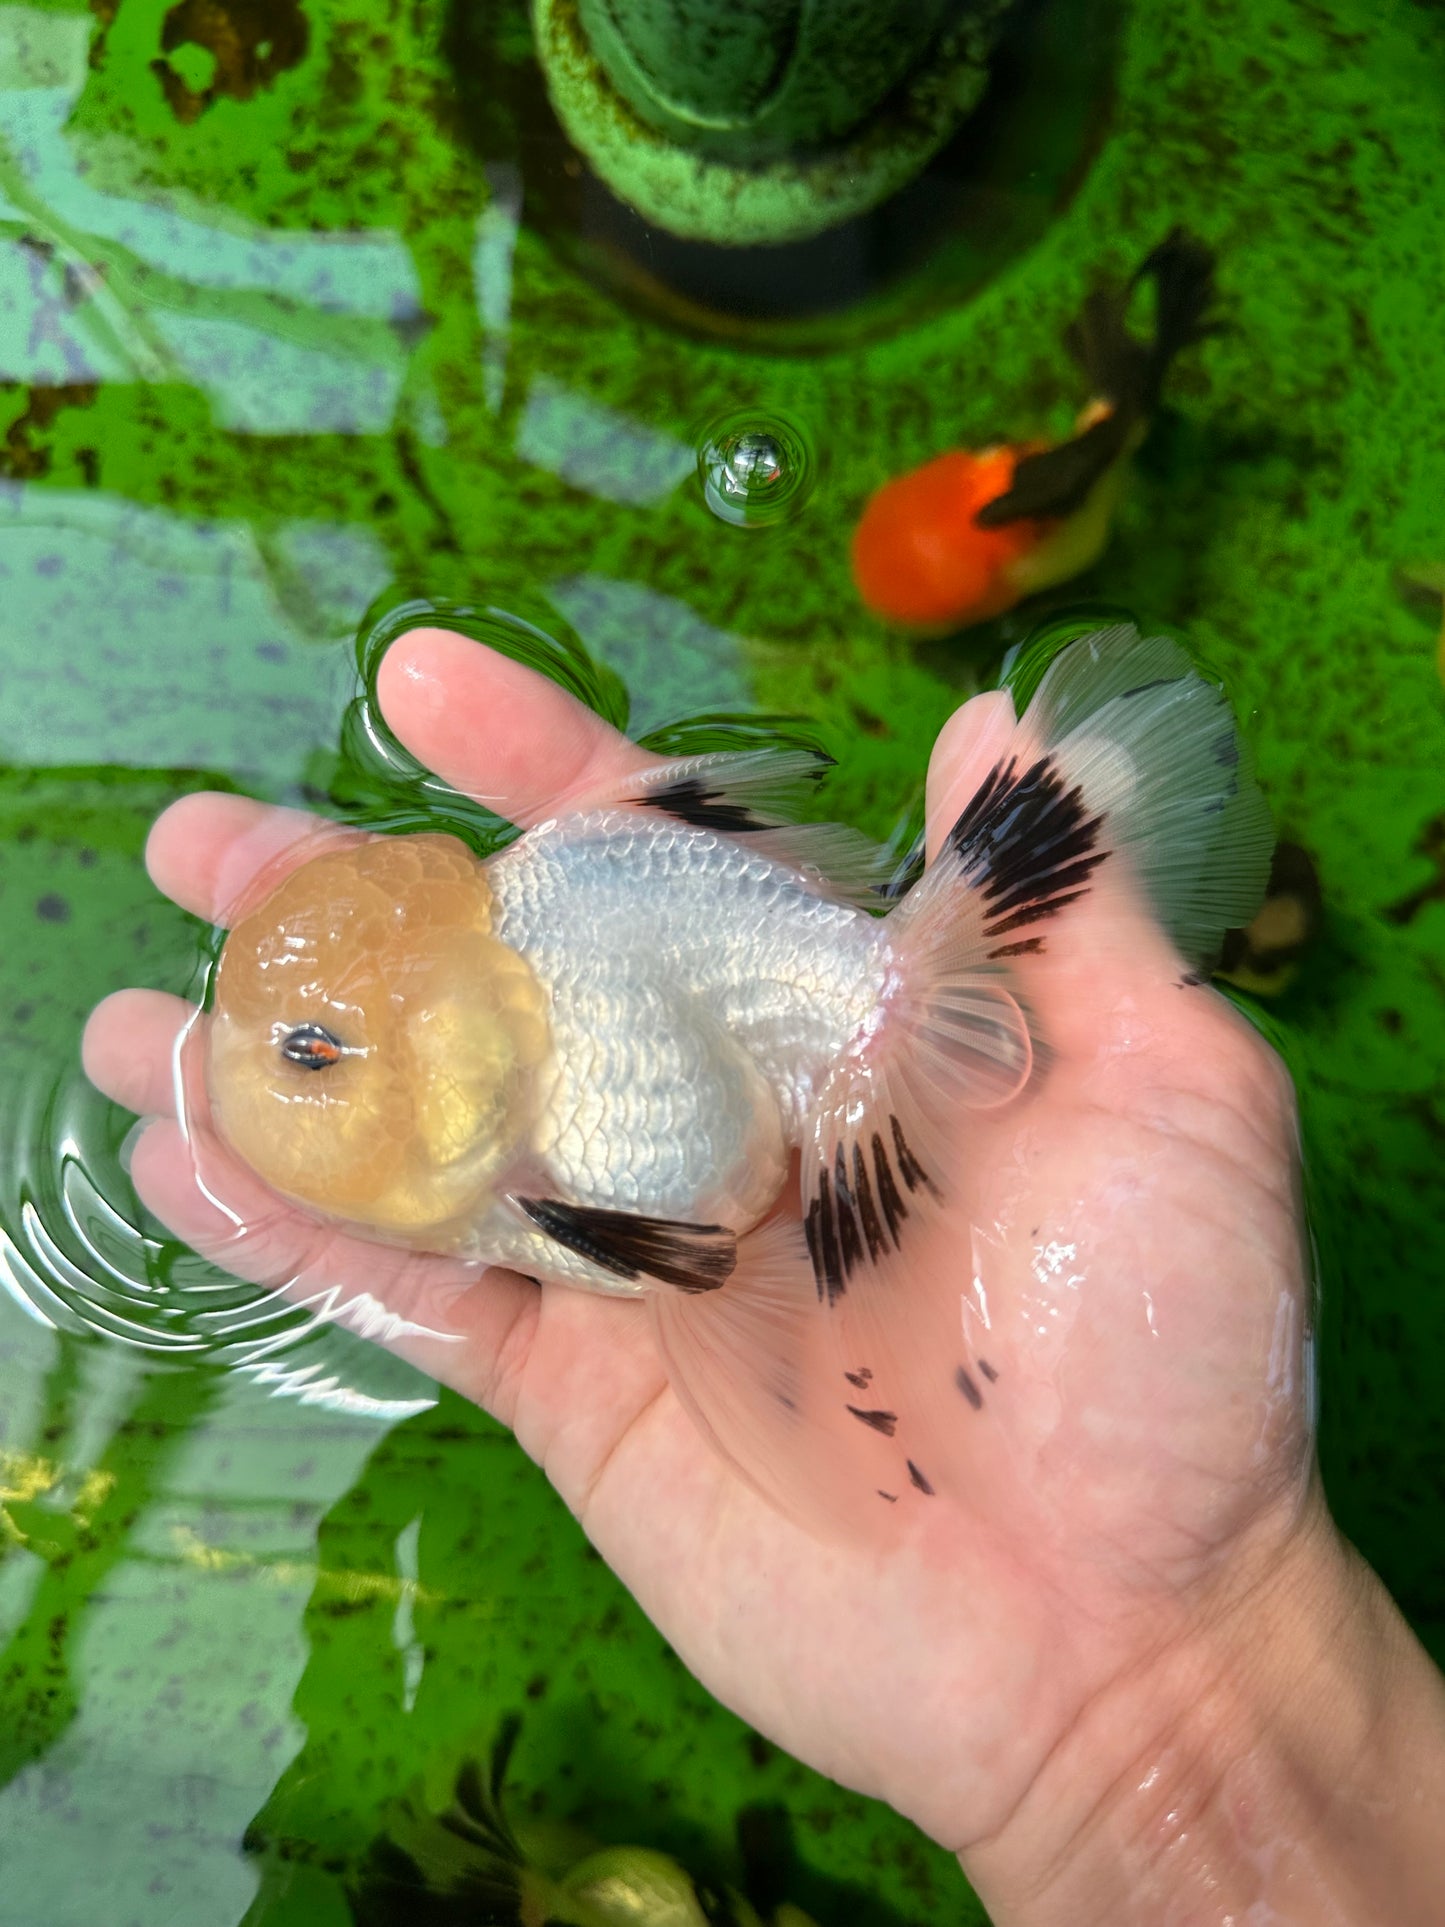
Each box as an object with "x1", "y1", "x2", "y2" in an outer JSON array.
[
  {"x1": 850, "y1": 230, "x2": 1217, "y2": 634},
  {"x1": 201, "y1": 626, "x2": 1271, "y2": 1532}
]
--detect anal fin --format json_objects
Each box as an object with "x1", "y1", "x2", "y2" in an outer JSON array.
[{"x1": 649, "y1": 1215, "x2": 935, "y2": 1542}]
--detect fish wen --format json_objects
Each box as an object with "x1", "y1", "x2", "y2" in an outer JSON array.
[{"x1": 200, "y1": 626, "x2": 1272, "y2": 1538}]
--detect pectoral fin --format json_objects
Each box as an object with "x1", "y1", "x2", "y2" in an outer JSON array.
[{"x1": 515, "y1": 1197, "x2": 737, "y2": 1293}]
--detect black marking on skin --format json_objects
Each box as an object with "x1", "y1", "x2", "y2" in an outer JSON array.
[
  {"x1": 844, "y1": 1368, "x2": 873, "y2": 1389},
  {"x1": 947, "y1": 754, "x2": 1108, "y2": 952},
  {"x1": 877, "y1": 1490, "x2": 898, "y2": 1503},
  {"x1": 280, "y1": 1022, "x2": 345, "y2": 1070},
  {"x1": 978, "y1": 1357, "x2": 999, "y2": 1383},
  {"x1": 907, "y1": 1460, "x2": 935, "y2": 1496},
  {"x1": 517, "y1": 1198, "x2": 736, "y2": 1292},
  {"x1": 846, "y1": 1406, "x2": 898, "y2": 1437},
  {"x1": 989, "y1": 936, "x2": 1046, "y2": 959},
  {"x1": 955, "y1": 1366, "x2": 984, "y2": 1410},
  {"x1": 1178, "y1": 969, "x2": 1207, "y2": 988}
]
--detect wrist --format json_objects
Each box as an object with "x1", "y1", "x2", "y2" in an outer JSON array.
[{"x1": 965, "y1": 1489, "x2": 1445, "y2": 1926}]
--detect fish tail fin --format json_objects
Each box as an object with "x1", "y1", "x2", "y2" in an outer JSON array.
[
  {"x1": 1015, "y1": 621, "x2": 1274, "y2": 969},
  {"x1": 1069, "y1": 225, "x2": 1217, "y2": 419},
  {"x1": 782, "y1": 624, "x2": 1272, "y2": 1510},
  {"x1": 1132, "y1": 225, "x2": 1218, "y2": 412},
  {"x1": 649, "y1": 1214, "x2": 937, "y2": 1541},
  {"x1": 350, "y1": 1720, "x2": 541, "y2": 1926}
]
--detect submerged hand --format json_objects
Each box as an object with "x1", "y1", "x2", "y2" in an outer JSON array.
[{"x1": 84, "y1": 628, "x2": 1445, "y2": 1925}]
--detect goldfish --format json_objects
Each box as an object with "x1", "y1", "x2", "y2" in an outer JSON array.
[
  {"x1": 349, "y1": 1717, "x2": 821, "y2": 1927},
  {"x1": 850, "y1": 229, "x2": 1217, "y2": 634},
  {"x1": 201, "y1": 625, "x2": 1271, "y2": 1531}
]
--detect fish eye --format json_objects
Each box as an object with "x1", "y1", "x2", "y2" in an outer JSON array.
[{"x1": 279, "y1": 1022, "x2": 346, "y2": 1070}]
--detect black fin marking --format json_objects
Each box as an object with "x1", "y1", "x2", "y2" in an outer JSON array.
[
  {"x1": 889, "y1": 1115, "x2": 935, "y2": 1196},
  {"x1": 906, "y1": 1460, "x2": 935, "y2": 1496},
  {"x1": 1120, "y1": 677, "x2": 1175, "y2": 698},
  {"x1": 946, "y1": 754, "x2": 1107, "y2": 951},
  {"x1": 871, "y1": 1131, "x2": 907, "y2": 1244},
  {"x1": 976, "y1": 228, "x2": 1216, "y2": 529},
  {"x1": 851, "y1": 1143, "x2": 888, "y2": 1261},
  {"x1": 833, "y1": 1147, "x2": 864, "y2": 1279},
  {"x1": 977, "y1": 1357, "x2": 999, "y2": 1383},
  {"x1": 955, "y1": 1366, "x2": 984, "y2": 1411},
  {"x1": 846, "y1": 1406, "x2": 898, "y2": 1437},
  {"x1": 803, "y1": 1167, "x2": 844, "y2": 1304},
  {"x1": 806, "y1": 1121, "x2": 928, "y2": 1301},
  {"x1": 517, "y1": 1198, "x2": 736, "y2": 1292},
  {"x1": 843, "y1": 1367, "x2": 873, "y2": 1390},
  {"x1": 641, "y1": 757, "x2": 831, "y2": 835},
  {"x1": 877, "y1": 1490, "x2": 899, "y2": 1503}
]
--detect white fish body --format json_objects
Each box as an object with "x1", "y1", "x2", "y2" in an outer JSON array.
[{"x1": 474, "y1": 810, "x2": 886, "y2": 1288}]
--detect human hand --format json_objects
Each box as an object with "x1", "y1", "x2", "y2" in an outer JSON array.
[{"x1": 86, "y1": 628, "x2": 1437, "y2": 1923}]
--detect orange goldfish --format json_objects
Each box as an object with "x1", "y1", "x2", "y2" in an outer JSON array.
[{"x1": 851, "y1": 230, "x2": 1217, "y2": 633}]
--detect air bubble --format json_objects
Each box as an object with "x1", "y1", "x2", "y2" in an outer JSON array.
[{"x1": 697, "y1": 411, "x2": 816, "y2": 528}]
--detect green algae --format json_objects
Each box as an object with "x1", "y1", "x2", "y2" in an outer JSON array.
[{"x1": 1, "y1": 0, "x2": 1443, "y2": 1920}]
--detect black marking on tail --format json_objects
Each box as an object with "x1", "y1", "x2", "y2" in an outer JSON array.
[
  {"x1": 977, "y1": 1357, "x2": 999, "y2": 1383},
  {"x1": 877, "y1": 1490, "x2": 899, "y2": 1503},
  {"x1": 947, "y1": 754, "x2": 1107, "y2": 953},
  {"x1": 806, "y1": 1122, "x2": 928, "y2": 1301},
  {"x1": 844, "y1": 1367, "x2": 873, "y2": 1389},
  {"x1": 517, "y1": 1198, "x2": 736, "y2": 1292},
  {"x1": 907, "y1": 1460, "x2": 935, "y2": 1496},
  {"x1": 955, "y1": 1366, "x2": 984, "y2": 1410},
  {"x1": 847, "y1": 1406, "x2": 898, "y2": 1437}
]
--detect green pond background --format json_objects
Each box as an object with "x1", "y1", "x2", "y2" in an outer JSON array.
[{"x1": 1, "y1": 0, "x2": 1443, "y2": 1921}]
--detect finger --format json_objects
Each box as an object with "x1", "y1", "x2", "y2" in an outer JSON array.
[
  {"x1": 126, "y1": 1115, "x2": 547, "y2": 1414},
  {"x1": 83, "y1": 988, "x2": 195, "y2": 1119},
  {"x1": 376, "y1": 626, "x2": 658, "y2": 826},
  {"x1": 146, "y1": 793, "x2": 353, "y2": 924}
]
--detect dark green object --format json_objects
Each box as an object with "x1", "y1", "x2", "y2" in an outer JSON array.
[{"x1": 532, "y1": 0, "x2": 1014, "y2": 243}]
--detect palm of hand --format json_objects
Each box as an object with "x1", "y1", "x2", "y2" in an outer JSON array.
[{"x1": 84, "y1": 629, "x2": 1312, "y2": 1853}]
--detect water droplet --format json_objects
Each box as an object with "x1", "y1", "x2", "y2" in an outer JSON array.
[{"x1": 697, "y1": 411, "x2": 815, "y2": 528}]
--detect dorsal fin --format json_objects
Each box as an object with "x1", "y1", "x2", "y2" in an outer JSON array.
[
  {"x1": 586, "y1": 747, "x2": 894, "y2": 909},
  {"x1": 606, "y1": 747, "x2": 833, "y2": 832}
]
